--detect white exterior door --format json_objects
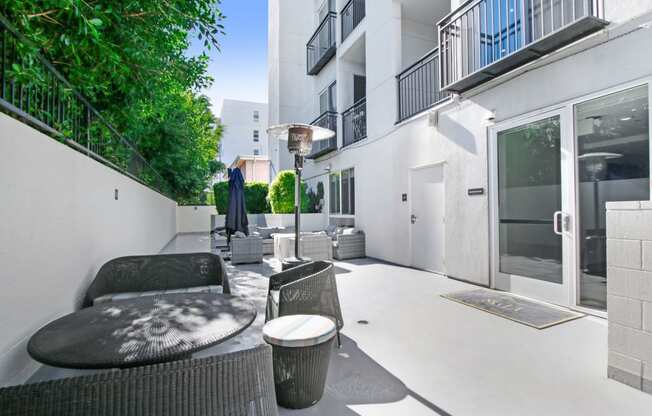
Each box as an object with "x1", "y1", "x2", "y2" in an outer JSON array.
[
  {"x1": 489, "y1": 109, "x2": 576, "y2": 307},
  {"x1": 410, "y1": 164, "x2": 445, "y2": 274}
]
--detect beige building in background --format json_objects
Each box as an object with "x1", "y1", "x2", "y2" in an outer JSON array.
[{"x1": 230, "y1": 155, "x2": 272, "y2": 183}]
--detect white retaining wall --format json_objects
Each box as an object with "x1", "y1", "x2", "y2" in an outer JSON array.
[
  {"x1": 177, "y1": 206, "x2": 218, "y2": 233},
  {"x1": 0, "y1": 113, "x2": 178, "y2": 387},
  {"x1": 211, "y1": 213, "x2": 328, "y2": 232}
]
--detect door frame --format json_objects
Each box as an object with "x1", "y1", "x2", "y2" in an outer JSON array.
[
  {"x1": 487, "y1": 76, "x2": 652, "y2": 317},
  {"x1": 408, "y1": 160, "x2": 447, "y2": 274},
  {"x1": 488, "y1": 107, "x2": 576, "y2": 308}
]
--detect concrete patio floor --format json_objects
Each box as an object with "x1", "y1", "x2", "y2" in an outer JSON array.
[{"x1": 30, "y1": 233, "x2": 652, "y2": 415}]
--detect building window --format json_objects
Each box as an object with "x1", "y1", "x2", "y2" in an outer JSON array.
[
  {"x1": 253, "y1": 130, "x2": 260, "y2": 142},
  {"x1": 329, "y1": 172, "x2": 340, "y2": 214},
  {"x1": 319, "y1": 82, "x2": 337, "y2": 114},
  {"x1": 254, "y1": 149, "x2": 260, "y2": 156},
  {"x1": 329, "y1": 167, "x2": 354, "y2": 215},
  {"x1": 253, "y1": 111, "x2": 260, "y2": 122}
]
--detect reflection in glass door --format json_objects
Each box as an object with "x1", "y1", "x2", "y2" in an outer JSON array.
[
  {"x1": 498, "y1": 116, "x2": 563, "y2": 283},
  {"x1": 493, "y1": 112, "x2": 574, "y2": 306},
  {"x1": 576, "y1": 86, "x2": 650, "y2": 310}
]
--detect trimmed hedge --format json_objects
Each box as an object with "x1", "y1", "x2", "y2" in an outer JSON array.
[
  {"x1": 213, "y1": 182, "x2": 229, "y2": 214},
  {"x1": 213, "y1": 181, "x2": 271, "y2": 214},
  {"x1": 268, "y1": 170, "x2": 309, "y2": 214},
  {"x1": 245, "y1": 182, "x2": 271, "y2": 214}
]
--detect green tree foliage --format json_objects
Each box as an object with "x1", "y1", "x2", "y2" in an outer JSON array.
[
  {"x1": 213, "y1": 181, "x2": 271, "y2": 215},
  {"x1": 268, "y1": 171, "x2": 309, "y2": 214},
  {"x1": 2, "y1": 0, "x2": 225, "y2": 201}
]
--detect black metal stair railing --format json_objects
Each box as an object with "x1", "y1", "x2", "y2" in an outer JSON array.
[{"x1": 0, "y1": 13, "x2": 170, "y2": 196}]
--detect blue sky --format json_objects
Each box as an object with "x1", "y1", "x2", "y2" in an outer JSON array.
[{"x1": 187, "y1": 0, "x2": 268, "y2": 117}]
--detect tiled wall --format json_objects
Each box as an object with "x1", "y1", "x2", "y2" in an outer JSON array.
[{"x1": 606, "y1": 200, "x2": 652, "y2": 394}]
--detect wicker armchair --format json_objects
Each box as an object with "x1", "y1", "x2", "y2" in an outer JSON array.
[
  {"x1": 0, "y1": 345, "x2": 278, "y2": 416},
  {"x1": 83, "y1": 253, "x2": 230, "y2": 307},
  {"x1": 333, "y1": 231, "x2": 366, "y2": 260},
  {"x1": 231, "y1": 236, "x2": 264, "y2": 264},
  {"x1": 265, "y1": 261, "x2": 343, "y2": 347}
]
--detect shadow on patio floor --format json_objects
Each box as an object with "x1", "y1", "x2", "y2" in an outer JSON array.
[{"x1": 280, "y1": 334, "x2": 452, "y2": 416}]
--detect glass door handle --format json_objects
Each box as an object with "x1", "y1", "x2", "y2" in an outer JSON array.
[{"x1": 553, "y1": 211, "x2": 565, "y2": 236}]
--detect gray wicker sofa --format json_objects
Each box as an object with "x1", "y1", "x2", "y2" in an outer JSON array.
[
  {"x1": 265, "y1": 261, "x2": 343, "y2": 347},
  {"x1": 0, "y1": 344, "x2": 278, "y2": 416},
  {"x1": 250, "y1": 226, "x2": 293, "y2": 255},
  {"x1": 83, "y1": 253, "x2": 230, "y2": 307}
]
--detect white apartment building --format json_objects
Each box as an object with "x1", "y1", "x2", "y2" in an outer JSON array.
[
  {"x1": 269, "y1": 0, "x2": 652, "y2": 315},
  {"x1": 217, "y1": 99, "x2": 269, "y2": 181}
]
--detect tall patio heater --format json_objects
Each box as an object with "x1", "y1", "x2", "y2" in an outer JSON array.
[{"x1": 267, "y1": 124, "x2": 335, "y2": 266}]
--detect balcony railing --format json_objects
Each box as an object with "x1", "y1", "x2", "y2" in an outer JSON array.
[
  {"x1": 397, "y1": 48, "x2": 450, "y2": 123},
  {"x1": 308, "y1": 111, "x2": 338, "y2": 159},
  {"x1": 342, "y1": 98, "x2": 366, "y2": 147},
  {"x1": 307, "y1": 12, "x2": 337, "y2": 75},
  {"x1": 341, "y1": 0, "x2": 365, "y2": 42},
  {"x1": 0, "y1": 14, "x2": 170, "y2": 196},
  {"x1": 438, "y1": 0, "x2": 608, "y2": 93}
]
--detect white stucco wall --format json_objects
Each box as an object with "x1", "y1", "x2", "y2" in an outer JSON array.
[
  {"x1": 272, "y1": 0, "x2": 652, "y2": 287},
  {"x1": 268, "y1": 0, "x2": 314, "y2": 175},
  {"x1": 177, "y1": 206, "x2": 218, "y2": 233},
  {"x1": 303, "y1": 3, "x2": 652, "y2": 286},
  {"x1": 0, "y1": 113, "x2": 177, "y2": 386}
]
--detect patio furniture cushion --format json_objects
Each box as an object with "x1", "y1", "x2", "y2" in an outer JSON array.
[
  {"x1": 263, "y1": 315, "x2": 336, "y2": 348},
  {"x1": 93, "y1": 285, "x2": 224, "y2": 305}
]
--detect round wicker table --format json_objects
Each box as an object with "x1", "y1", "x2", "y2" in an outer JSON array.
[
  {"x1": 28, "y1": 293, "x2": 257, "y2": 369},
  {"x1": 263, "y1": 315, "x2": 336, "y2": 409}
]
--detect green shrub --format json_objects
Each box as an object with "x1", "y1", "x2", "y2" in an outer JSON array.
[
  {"x1": 213, "y1": 180, "x2": 271, "y2": 214},
  {"x1": 268, "y1": 170, "x2": 309, "y2": 214},
  {"x1": 213, "y1": 182, "x2": 229, "y2": 214},
  {"x1": 245, "y1": 182, "x2": 271, "y2": 214}
]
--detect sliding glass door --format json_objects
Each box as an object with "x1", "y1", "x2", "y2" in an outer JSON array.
[
  {"x1": 575, "y1": 86, "x2": 650, "y2": 310},
  {"x1": 491, "y1": 84, "x2": 650, "y2": 312}
]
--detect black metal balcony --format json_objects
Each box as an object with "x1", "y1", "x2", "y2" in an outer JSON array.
[
  {"x1": 307, "y1": 111, "x2": 338, "y2": 159},
  {"x1": 397, "y1": 48, "x2": 450, "y2": 123},
  {"x1": 307, "y1": 12, "x2": 337, "y2": 76},
  {"x1": 438, "y1": 0, "x2": 608, "y2": 93},
  {"x1": 342, "y1": 98, "x2": 366, "y2": 147},
  {"x1": 341, "y1": 0, "x2": 365, "y2": 42}
]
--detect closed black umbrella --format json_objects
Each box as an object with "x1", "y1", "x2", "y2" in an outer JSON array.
[{"x1": 225, "y1": 168, "x2": 249, "y2": 243}]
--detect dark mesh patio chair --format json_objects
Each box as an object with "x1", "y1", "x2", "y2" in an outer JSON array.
[
  {"x1": 0, "y1": 344, "x2": 277, "y2": 416},
  {"x1": 83, "y1": 252, "x2": 230, "y2": 307},
  {"x1": 265, "y1": 261, "x2": 344, "y2": 347}
]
